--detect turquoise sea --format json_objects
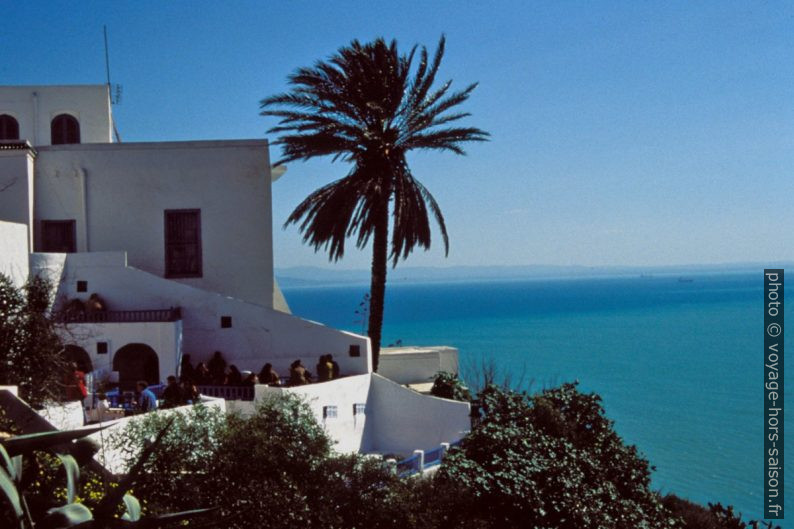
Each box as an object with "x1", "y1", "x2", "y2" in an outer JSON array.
[{"x1": 282, "y1": 272, "x2": 791, "y2": 522}]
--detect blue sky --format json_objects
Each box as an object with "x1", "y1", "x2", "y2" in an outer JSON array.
[{"x1": 4, "y1": 1, "x2": 793, "y2": 269}]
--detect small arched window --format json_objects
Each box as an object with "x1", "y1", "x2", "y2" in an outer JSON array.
[
  {"x1": 51, "y1": 114, "x2": 80, "y2": 145},
  {"x1": 0, "y1": 114, "x2": 19, "y2": 140}
]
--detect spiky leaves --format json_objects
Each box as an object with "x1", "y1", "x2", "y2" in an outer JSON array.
[{"x1": 262, "y1": 36, "x2": 487, "y2": 367}]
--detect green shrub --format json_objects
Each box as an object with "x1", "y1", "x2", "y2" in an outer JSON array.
[
  {"x1": 0, "y1": 274, "x2": 69, "y2": 406},
  {"x1": 430, "y1": 371, "x2": 471, "y2": 401},
  {"x1": 437, "y1": 382, "x2": 680, "y2": 528}
]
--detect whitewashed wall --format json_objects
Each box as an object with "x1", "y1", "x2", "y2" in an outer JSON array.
[
  {"x1": 0, "y1": 85, "x2": 112, "y2": 146},
  {"x1": 61, "y1": 320, "x2": 182, "y2": 387},
  {"x1": 0, "y1": 221, "x2": 29, "y2": 286},
  {"x1": 367, "y1": 374, "x2": 470, "y2": 456},
  {"x1": 378, "y1": 346, "x2": 459, "y2": 385},
  {"x1": 0, "y1": 149, "x2": 35, "y2": 247},
  {"x1": 34, "y1": 140, "x2": 275, "y2": 308},
  {"x1": 254, "y1": 373, "x2": 469, "y2": 457},
  {"x1": 29, "y1": 252, "x2": 67, "y2": 290},
  {"x1": 38, "y1": 401, "x2": 84, "y2": 431},
  {"x1": 257, "y1": 374, "x2": 371, "y2": 453},
  {"x1": 87, "y1": 397, "x2": 227, "y2": 474},
  {"x1": 33, "y1": 252, "x2": 371, "y2": 377}
]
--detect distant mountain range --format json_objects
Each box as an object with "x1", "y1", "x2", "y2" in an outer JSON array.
[{"x1": 275, "y1": 262, "x2": 790, "y2": 288}]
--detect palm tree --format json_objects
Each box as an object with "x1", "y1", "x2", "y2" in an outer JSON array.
[{"x1": 261, "y1": 36, "x2": 488, "y2": 371}]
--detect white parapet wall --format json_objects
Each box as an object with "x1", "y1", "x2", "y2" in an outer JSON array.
[
  {"x1": 0, "y1": 220, "x2": 29, "y2": 286},
  {"x1": 38, "y1": 400, "x2": 84, "y2": 431},
  {"x1": 367, "y1": 374, "x2": 470, "y2": 456},
  {"x1": 87, "y1": 397, "x2": 227, "y2": 475},
  {"x1": 378, "y1": 346, "x2": 459, "y2": 385},
  {"x1": 254, "y1": 373, "x2": 470, "y2": 457}
]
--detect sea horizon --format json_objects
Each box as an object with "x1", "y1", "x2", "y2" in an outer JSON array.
[{"x1": 276, "y1": 261, "x2": 793, "y2": 289}]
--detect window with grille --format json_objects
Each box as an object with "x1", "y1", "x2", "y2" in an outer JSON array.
[
  {"x1": 41, "y1": 220, "x2": 76, "y2": 253},
  {"x1": 51, "y1": 114, "x2": 80, "y2": 145},
  {"x1": 164, "y1": 209, "x2": 202, "y2": 278},
  {"x1": 323, "y1": 405, "x2": 338, "y2": 419},
  {"x1": 0, "y1": 114, "x2": 19, "y2": 140},
  {"x1": 353, "y1": 403, "x2": 366, "y2": 415}
]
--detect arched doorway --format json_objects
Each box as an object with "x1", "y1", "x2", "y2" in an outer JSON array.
[
  {"x1": 64, "y1": 345, "x2": 92, "y2": 373},
  {"x1": 113, "y1": 344, "x2": 160, "y2": 391}
]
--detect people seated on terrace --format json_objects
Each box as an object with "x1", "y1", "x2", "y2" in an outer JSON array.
[
  {"x1": 85, "y1": 293, "x2": 107, "y2": 313},
  {"x1": 289, "y1": 360, "x2": 312, "y2": 386},
  {"x1": 329, "y1": 354, "x2": 340, "y2": 380},
  {"x1": 258, "y1": 363, "x2": 280, "y2": 386},
  {"x1": 226, "y1": 365, "x2": 243, "y2": 386},
  {"x1": 242, "y1": 373, "x2": 258, "y2": 387},
  {"x1": 180, "y1": 354, "x2": 195, "y2": 383},
  {"x1": 161, "y1": 376, "x2": 183, "y2": 408},
  {"x1": 193, "y1": 362, "x2": 211, "y2": 385},
  {"x1": 181, "y1": 379, "x2": 199, "y2": 404},
  {"x1": 208, "y1": 351, "x2": 227, "y2": 384},
  {"x1": 136, "y1": 381, "x2": 158, "y2": 413},
  {"x1": 316, "y1": 355, "x2": 333, "y2": 382}
]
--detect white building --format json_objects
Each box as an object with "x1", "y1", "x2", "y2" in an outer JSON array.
[
  {"x1": 0, "y1": 84, "x2": 468, "y2": 459},
  {"x1": 0, "y1": 84, "x2": 369, "y2": 385}
]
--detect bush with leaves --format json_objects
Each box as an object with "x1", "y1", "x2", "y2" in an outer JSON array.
[
  {"x1": 662, "y1": 494, "x2": 782, "y2": 529},
  {"x1": 437, "y1": 382, "x2": 681, "y2": 528},
  {"x1": 0, "y1": 274, "x2": 69, "y2": 406},
  {"x1": 114, "y1": 395, "x2": 412, "y2": 529},
  {"x1": 430, "y1": 371, "x2": 471, "y2": 402}
]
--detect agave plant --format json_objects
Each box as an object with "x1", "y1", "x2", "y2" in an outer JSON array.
[{"x1": 0, "y1": 422, "x2": 215, "y2": 528}]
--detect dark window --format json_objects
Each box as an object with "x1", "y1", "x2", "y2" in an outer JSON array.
[
  {"x1": 220, "y1": 316, "x2": 232, "y2": 328},
  {"x1": 323, "y1": 405, "x2": 338, "y2": 419},
  {"x1": 41, "y1": 220, "x2": 76, "y2": 253},
  {"x1": 51, "y1": 114, "x2": 80, "y2": 145},
  {"x1": 76, "y1": 281, "x2": 88, "y2": 292},
  {"x1": 353, "y1": 403, "x2": 366, "y2": 415},
  {"x1": 0, "y1": 114, "x2": 19, "y2": 140},
  {"x1": 96, "y1": 342, "x2": 108, "y2": 355},
  {"x1": 164, "y1": 209, "x2": 202, "y2": 278},
  {"x1": 349, "y1": 345, "x2": 361, "y2": 357}
]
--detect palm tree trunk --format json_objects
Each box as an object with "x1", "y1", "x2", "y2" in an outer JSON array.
[{"x1": 367, "y1": 204, "x2": 389, "y2": 372}]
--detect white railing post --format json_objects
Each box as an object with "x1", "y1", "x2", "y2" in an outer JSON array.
[
  {"x1": 440, "y1": 442, "x2": 450, "y2": 459},
  {"x1": 413, "y1": 449, "x2": 425, "y2": 474}
]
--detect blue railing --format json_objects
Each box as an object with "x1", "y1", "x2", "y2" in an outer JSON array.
[
  {"x1": 424, "y1": 446, "x2": 444, "y2": 466},
  {"x1": 396, "y1": 439, "x2": 463, "y2": 478},
  {"x1": 396, "y1": 453, "x2": 422, "y2": 477}
]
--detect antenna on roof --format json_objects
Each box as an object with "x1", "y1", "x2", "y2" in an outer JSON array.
[
  {"x1": 103, "y1": 25, "x2": 111, "y2": 88},
  {"x1": 103, "y1": 26, "x2": 123, "y2": 142}
]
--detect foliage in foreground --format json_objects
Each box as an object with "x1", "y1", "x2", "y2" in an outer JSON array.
[
  {"x1": 114, "y1": 387, "x2": 703, "y2": 529},
  {"x1": 0, "y1": 274, "x2": 68, "y2": 406},
  {"x1": 114, "y1": 396, "x2": 411, "y2": 529},
  {"x1": 0, "y1": 423, "x2": 214, "y2": 528}
]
